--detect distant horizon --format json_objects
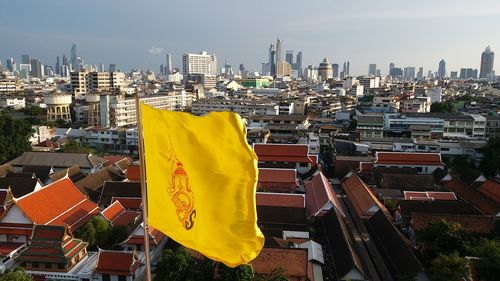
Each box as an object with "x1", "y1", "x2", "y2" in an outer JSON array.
[{"x1": 1, "y1": 0, "x2": 499, "y2": 76}]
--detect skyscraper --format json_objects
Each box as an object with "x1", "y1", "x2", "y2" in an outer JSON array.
[
  {"x1": 55, "y1": 56, "x2": 60, "y2": 75},
  {"x1": 166, "y1": 53, "x2": 173, "y2": 74},
  {"x1": 71, "y1": 43, "x2": 78, "y2": 71},
  {"x1": 343, "y1": 61, "x2": 350, "y2": 76},
  {"x1": 438, "y1": 59, "x2": 446, "y2": 78},
  {"x1": 368, "y1": 64, "x2": 377, "y2": 76},
  {"x1": 275, "y1": 37, "x2": 283, "y2": 63},
  {"x1": 269, "y1": 43, "x2": 276, "y2": 76},
  {"x1": 479, "y1": 46, "x2": 494, "y2": 79},
  {"x1": 30, "y1": 59, "x2": 43, "y2": 78},
  {"x1": 332, "y1": 63, "x2": 339, "y2": 78},
  {"x1": 62, "y1": 54, "x2": 68, "y2": 67},
  {"x1": 6, "y1": 58, "x2": 14, "y2": 72},
  {"x1": 417, "y1": 67, "x2": 424, "y2": 80},
  {"x1": 21, "y1": 54, "x2": 30, "y2": 65},
  {"x1": 285, "y1": 50, "x2": 294, "y2": 65},
  {"x1": 296, "y1": 51, "x2": 303, "y2": 78}
]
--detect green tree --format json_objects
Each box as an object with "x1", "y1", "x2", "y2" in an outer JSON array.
[
  {"x1": 0, "y1": 268, "x2": 33, "y2": 281},
  {"x1": 217, "y1": 264, "x2": 254, "y2": 281},
  {"x1": 479, "y1": 137, "x2": 500, "y2": 177},
  {"x1": 0, "y1": 113, "x2": 32, "y2": 163},
  {"x1": 109, "y1": 225, "x2": 128, "y2": 247},
  {"x1": 430, "y1": 101, "x2": 454, "y2": 113},
  {"x1": 430, "y1": 252, "x2": 467, "y2": 281},
  {"x1": 75, "y1": 216, "x2": 112, "y2": 250},
  {"x1": 418, "y1": 219, "x2": 469, "y2": 259},
  {"x1": 448, "y1": 155, "x2": 475, "y2": 174},
  {"x1": 347, "y1": 119, "x2": 357, "y2": 131},
  {"x1": 20, "y1": 105, "x2": 47, "y2": 116},
  {"x1": 60, "y1": 140, "x2": 95, "y2": 154},
  {"x1": 155, "y1": 247, "x2": 196, "y2": 281},
  {"x1": 473, "y1": 239, "x2": 500, "y2": 281}
]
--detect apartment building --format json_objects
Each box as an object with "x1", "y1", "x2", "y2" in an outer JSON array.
[
  {"x1": 71, "y1": 71, "x2": 125, "y2": 99},
  {"x1": 191, "y1": 98, "x2": 278, "y2": 117}
]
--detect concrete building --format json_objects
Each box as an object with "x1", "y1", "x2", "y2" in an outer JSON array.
[
  {"x1": 437, "y1": 59, "x2": 446, "y2": 78},
  {"x1": 276, "y1": 61, "x2": 291, "y2": 77},
  {"x1": 479, "y1": 46, "x2": 495, "y2": 80},
  {"x1": 318, "y1": 58, "x2": 333, "y2": 81},
  {"x1": 191, "y1": 98, "x2": 278, "y2": 117},
  {"x1": 99, "y1": 93, "x2": 190, "y2": 127},
  {"x1": 71, "y1": 71, "x2": 125, "y2": 99},
  {"x1": 0, "y1": 97, "x2": 25, "y2": 109},
  {"x1": 45, "y1": 93, "x2": 72, "y2": 122},
  {"x1": 368, "y1": 64, "x2": 377, "y2": 76},
  {"x1": 182, "y1": 51, "x2": 217, "y2": 77}
]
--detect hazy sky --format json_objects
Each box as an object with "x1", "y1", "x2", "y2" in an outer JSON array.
[{"x1": 1, "y1": 0, "x2": 499, "y2": 75}]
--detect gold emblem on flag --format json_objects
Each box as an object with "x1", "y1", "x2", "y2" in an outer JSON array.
[{"x1": 169, "y1": 160, "x2": 196, "y2": 230}]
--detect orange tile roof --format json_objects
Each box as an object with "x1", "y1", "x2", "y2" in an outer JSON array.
[
  {"x1": 254, "y1": 144, "x2": 316, "y2": 164},
  {"x1": 111, "y1": 197, "x2": 142, "y2": 210},
  {"x1": 342, "y1": 172, "x2": 381, "y2": 219},
  {"x1": 95, "y1": 250, "x2": 140, "y2": 276},
  {"x1": 250, "y1": 247, "x2": 308, "y2": 281},
  {"x1": 15, "y1": 178, "x2": 100, "y2": 230},
  {"x1": 305, "y1": 172, "x2": 343, "y2": 217},
  {"x1": 258, "y1": 168, "x2": 298, "y2": 192},
  {"x1": 126, "y1": 165, "x2": 140, "y2": 182},
  {"x1": 411, "y1": 213, "x2": 494, "y2": 234},
  {"x1": 101, "y1": 201, "x2": 125, "y2": 222},
  {"x1": 256, "y1": 193, "x2": 305, "y2": 208},
  {"x1": 444, "y1": 178, "x2": 500, "y2": 216},
  {"x1": 478, "y1": 180, "x2": 500, "y2": 204},
  {"x1": 374, "y1": 152, "x2": 443, "y2": 166}
]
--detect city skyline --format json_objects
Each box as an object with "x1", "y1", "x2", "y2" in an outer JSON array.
[{"x1": 1, "y1": 0, "x2": 500, "y2": 75}]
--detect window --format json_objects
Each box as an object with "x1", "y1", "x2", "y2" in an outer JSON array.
[
  {"x1": 417, "y1": 167, "x2": 423, "y2": 172},
  {"x1": 102, "y1": 274, "x2": 111, "y2": 281},
  {"x1": 118, "y1": 275, "x2": 127, "y2": 281}
]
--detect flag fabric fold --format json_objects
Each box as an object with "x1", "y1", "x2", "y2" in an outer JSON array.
[{"x1": 140, "y1": 103, "x2": 264, "y2": 267}]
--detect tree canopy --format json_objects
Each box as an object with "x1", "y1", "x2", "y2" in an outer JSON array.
[
  {"x1": 430, "y1": 252, "x2": 467, "y2": 281},
  {"x1": 473, "y1": 239, "x2": 500, "y2": 281},
  {"x1": 60, "y1": 140, "x2": 96, "y2": 154},
  {"x1": 479, "y1": 137, "x2": 500, "y2": 177},
  {"x1": 418, "y1": 219, "x2": 470, "y2": 260},
  {"x1": 0, "y1": 268, "x2": 33, "y2": 281},
  {"x1": 74, "y1": 216, "x2": 126, "y2": 250},
  {"x1": 0, "y1": 112, "x2": 32, "y2": 164}
]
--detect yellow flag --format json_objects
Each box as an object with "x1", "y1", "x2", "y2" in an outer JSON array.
[{"x1": 140, "y1": 103, "x2": 264, "y2": 267}]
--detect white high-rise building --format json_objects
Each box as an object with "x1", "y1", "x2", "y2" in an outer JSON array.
[{"x1": 182, "y1": 51, "x2": 217, "y2": 77}]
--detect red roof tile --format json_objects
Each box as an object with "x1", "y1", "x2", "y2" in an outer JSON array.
[
  {"x1": 404, "y1": 191, "x2": 457, "y2": 201},
  {"x1": 254, "y1": 144, "x2": 315, "y2": 164},
  {"x1": 411, "y1": 213, "x2": 494, "y2": 234},
  {"x1": 123, "y1": 225, "x2": 165, "y2": 245},
  {"x1": 478, "y1": 180, "x2": 500, "y2": 204},
  {"x1": 250, "y1": 247, "x2": 308, "y2": 281},
  {"x1": 101, "y1": 201, "x2": 126, "y2": 222},
  {"x1": 0, "y1": 242, "x2": 24, "y2": 256},
  {"x1": 111, "y1": 197, "x2": 142, "y2": 210},
  {"x1": 258, "y1": 168, "x2": 298, "y2": 192},
  {"x1": 256, "y1": 193, "x2": 305, "y2": 208},
  {"x1": 15, "y1": 178, "x2": 100, "y2": 230},
  {"x1": 126, "y1": 165, "x2": 140, "y2": 182},
  {"x1": 95, "y1": 250, "x2": 141, "y2": 276},
  {"x1": 444, "y1": 178, "x2": 500, "y2": 216},
  {"x1": 359, "y1": 162, "x2": 373, "y2": 173},
  {"x1": 305, "y1": 172, "x2": 343, "y2": 217},
  {"x1": 374, "y1": 152, "x2": 443, "y2": 166},
  {"x1": 342, "y1": 172, "x2": 381, "y2": 219}
]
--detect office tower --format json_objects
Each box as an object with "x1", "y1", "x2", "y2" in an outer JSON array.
[
  {"x1": 368, "y1": 64, "x2": 377, "y2": 75},
  {"x1": 417, "y1": 67, "x2": 424, "y2": 80},
  {"x1": 239, "y1": 64, "x2": 247, "y2": 76},
  {"x1": 275, "y1": 37, "x2": 283, "y2": 63},
  {"x1": 21, "y1": 54, "x2": 30, "y2": 64},
  {"x1": 62, "y1": 54, "x2": 68, "y2": 67},
  {"x1": 296, "y1": 51, "x2": 303, "y2": 78},
  {"x1": 109, "y1": 64, "x2": 117, "y2": 72},
  {"x1": 479, "y1": 46, "x2": 494, "y2": 79},
  {"x1": 318, "y1": 58, "x2": 333, "y2": 80},
  {"x1": 261, "y1": 63, "x2": 270, "y2": 75},
  {"x1": 6, "y1": 58, "x2": 14, "y2": 72},
  {"x1": 345, "y1": 61, "x2": 350, "y2": 76},
  {"x1": 71, "y1": 43, "x2": 78, "y2": 71},
  {"x1": 166, "y1": 53, "x2": 173, "y2": 74},
  {"x1": 376, "y1": 69, "x2": 381, "y2": 76},
  {"x1": 160, "y1": 65, "x2": 164, "y2": 75},
  {"x1": 404, "y1": 67, "x2": 416, "y2": 80},
  {"x1": 332, "y1": 63, "x2": 339, "y2": 78},
  {"x1": 100, "y1": 64, "x2": 105, "y2": 72},
  {"x1": 30, "y1": 59, "x2": 43, "y2": 78},
  {"x1": 285, "y1": 50, "x2": 294, "y2": 65},
  {"x1": 389, "y1": 63, "x2": 395, "y2": 71},
  {"x1": 438, "y1": 59, "x2": 446, "y2": 78},
  {"x1": 427, "y1": 70, "x2": 433, "y2": 78},
  {"x1": 450, "y1": 71, "x2": 458, "y2": 79},
  {"x1": 182, "y1": 51, "x2": 217, "y2": 77},
  {"x1": 55, "y1": 56, "x2": 61, "y2": 75}
]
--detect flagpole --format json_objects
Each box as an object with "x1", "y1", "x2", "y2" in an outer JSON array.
[{"x1": 135, "y1": 94, "x2": 152, "y2": 281}]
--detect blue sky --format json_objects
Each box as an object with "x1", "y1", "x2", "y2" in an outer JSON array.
[{"x1": 1, "y1": 0, "x2": 499, "y2": 75}]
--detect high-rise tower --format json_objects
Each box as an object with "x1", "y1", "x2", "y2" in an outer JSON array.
[
  {"x1": 275, "y1": 37, "x2": 283, "y2": 63},
  {"x1": 70, "y1": 43, "x2": 78, "y2": 71},
  {"x1": 296, "y1": 51, "x2": 303, "y2": 78},
  {"x1": 166, "y1": 53, "x2": 173, "y2": 74},
  {"x1": 479, "y1": 46, "x2": 495, "y2": 79},
  {"x1": 438, "y1": 59, "x2": 446, "y2": 78}
]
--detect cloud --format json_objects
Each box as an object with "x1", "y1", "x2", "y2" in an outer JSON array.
[{"x1": 148, "y1": 46, "x2": 164, "y2": 54}]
